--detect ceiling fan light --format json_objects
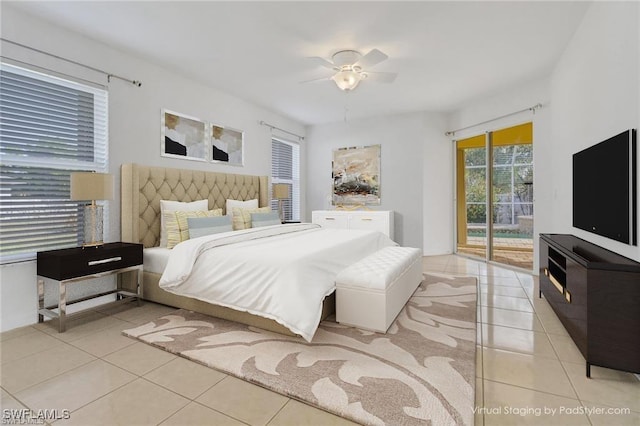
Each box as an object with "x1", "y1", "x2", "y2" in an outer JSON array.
[{"x1": 333, "y1": 70, "x2": 361, "y2": 91}]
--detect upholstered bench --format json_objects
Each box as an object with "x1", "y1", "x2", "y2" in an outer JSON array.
[{"x1": 335, "y1": 246, "x2": 423, "y2": 333}]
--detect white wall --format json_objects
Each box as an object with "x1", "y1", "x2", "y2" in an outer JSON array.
[
  {"x1": 549, "y1": 1, "x2": 639, "y2": 262},
  {"x1": 305, "y1": 111, "x2": 449, "y2": 251},
  {"x1": 0, "y1": 6, "x2": 305, "y2": 331},
  {"x1": 422, "y1": 113, "x2": 453, "y2": 255}
]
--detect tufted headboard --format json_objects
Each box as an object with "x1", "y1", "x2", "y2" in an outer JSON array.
[{"x1": 121, "y1": 163, "x2": 269, "y2": 248}]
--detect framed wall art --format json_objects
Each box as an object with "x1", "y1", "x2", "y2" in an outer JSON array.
[
  {"x1": 161, "y1": 109, "x2": 207, "y2": 161},
  {"x1": 210, "y1": 124, "x2": 244, "y2": 166},
  {"x1": 332, "y1": 144, "x2": 381, "y2": 205}
]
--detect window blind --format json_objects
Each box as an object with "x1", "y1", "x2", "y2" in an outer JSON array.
[
  {"x1": 0, "y1": 63, "x2": 108, "y2": 263},
  {"x1": 271, "y1": 138, "x2": 300, "y2": 221}
]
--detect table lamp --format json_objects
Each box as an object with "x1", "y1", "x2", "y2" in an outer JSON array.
[
  {"x1": 272, "y1": 183, "x2": 290, "y2": 222},
  {"x1": 70, "y1": 172, "x2": 114, "y2": 247}
]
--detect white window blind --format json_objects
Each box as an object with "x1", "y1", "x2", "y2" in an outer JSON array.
[
  {"x1": 271, "y1": 138, "x2": 300, "y2": 221},
  {"x1": 0, "y1": 63, "x2": 108, "y2": 263}
]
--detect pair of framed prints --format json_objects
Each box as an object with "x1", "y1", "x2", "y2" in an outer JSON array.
[{"x1": 161, "y1": 109, "x2": 243, "y2": 166}]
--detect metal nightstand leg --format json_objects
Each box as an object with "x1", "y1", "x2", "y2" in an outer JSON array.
[
  {"x1": 136, "y1": 267, "x2": 142, "y2": 307},
  {"x1": 37, "y1": 278, "x2": 45, "y2": 323},
  {"x1": 36, "y1": 262, "x2": 143, "y2": 333},
  {"x1": 59, "y1": 281, "x2": 67, "y2": 332}
]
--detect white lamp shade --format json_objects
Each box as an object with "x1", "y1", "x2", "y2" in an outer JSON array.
[
  {"x1": 332, "y1": 70, "x2": 362, "y2": 91},
  {"x1": 70, "y1": 172, "x2": 114, "y2": 201}
]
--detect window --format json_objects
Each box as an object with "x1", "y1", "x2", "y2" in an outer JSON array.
[
  {"x1": 0, "y1": 63, "x2": 108, "y2": 263},
  {"x1": 270, "y1": 138, "x2": 300, "y2": 221}
]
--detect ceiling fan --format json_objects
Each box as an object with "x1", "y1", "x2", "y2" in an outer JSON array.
[{"x1": 304, "y1": 49, "x2": 397, "y2": 92}]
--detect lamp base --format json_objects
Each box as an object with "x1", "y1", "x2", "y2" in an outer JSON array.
[
  {"x1": 278, "y1": 200, "x2": 284, "y2": 222},
  {"x1": 83, "y1": 204, "x2": 104, "y2": 247},
  {"x1": 82, "y1": 241, "x2": 104, "y2": 248}
]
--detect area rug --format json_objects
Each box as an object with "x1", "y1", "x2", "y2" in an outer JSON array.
[{"x1": 123, "y1": 273, "x2": 477, "y2": 425}]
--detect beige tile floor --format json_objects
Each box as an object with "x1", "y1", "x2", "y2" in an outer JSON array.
[{"x1": 1, "y1": 255, "x2": 638, "y2": 425}]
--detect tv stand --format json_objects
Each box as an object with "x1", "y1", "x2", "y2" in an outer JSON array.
[{"x1": 539, "y1": 234, "x2": 640, "y2": 377}]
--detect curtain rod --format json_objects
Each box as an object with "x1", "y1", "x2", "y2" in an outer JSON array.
[
  {"x1": 445, "y1": 103, "x2": 543, "y2": 137},
  {"x1": 259, "y1": 120, "x2": 304, "y2": 141},
  {"x1": 1, "y1": 38, "x2": 142, "y2": 87},
  {"x1": 1, "y1": 55, "x2": 108, "y2": 89}
]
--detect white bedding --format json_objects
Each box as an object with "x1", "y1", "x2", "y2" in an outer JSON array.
[
  {"x1": 159, "y1": 223, "x2": 397, "y2": 341},
  {"x1": 143, "y1": 247, "x2": 171, "y2": 275}
]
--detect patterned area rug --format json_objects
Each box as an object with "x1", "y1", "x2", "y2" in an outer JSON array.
[{"x1": 123, "y1": 273, "x2": 477, "y2": 425}]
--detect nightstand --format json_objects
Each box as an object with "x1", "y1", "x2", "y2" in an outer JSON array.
[{"x1": 37, "y1": 242, "x2": 143, "y2": 332}]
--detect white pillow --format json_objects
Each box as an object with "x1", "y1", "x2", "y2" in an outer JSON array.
[
  {"x1": 159, "y1": 199, "x2": 208, "y2": 247},
  {"x1": 226, "y1": 198, "x2": 258, "y2": 215}
]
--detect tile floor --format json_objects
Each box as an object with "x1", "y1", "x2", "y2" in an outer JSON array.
[{"x1": 1, "y1": 255, "x2": 638, "y2": 425}]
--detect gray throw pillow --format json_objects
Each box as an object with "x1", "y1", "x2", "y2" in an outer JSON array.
[{"x1": 187, "y1": 215, "x2": 233, "y2": 239}]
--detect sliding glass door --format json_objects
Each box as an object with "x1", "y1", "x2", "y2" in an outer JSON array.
[
  {"x1": 456, "y1": 123, "x2": 534, "y2": 270},
  {"x1": 456, "y1": 135, "x2": 488, "y2": 259}
]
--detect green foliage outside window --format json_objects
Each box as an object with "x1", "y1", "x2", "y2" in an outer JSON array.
[{"x1": 464, "y1": 145, "x2": 533, "y2": 225}]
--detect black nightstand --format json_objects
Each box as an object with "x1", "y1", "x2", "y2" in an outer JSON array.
[{"x1": 37, "y1": 242, "x2": 143, "y2": 332}]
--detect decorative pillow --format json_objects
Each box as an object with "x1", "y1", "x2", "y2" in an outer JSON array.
[
  {"x1": 226, "y1": 198, "x2": 258, "y2": 215},
  {"x1": 159, "y1": 199, "x2": 208, "y2": 247},
  {"x1": 251, "y1": 211, "x2": 281, "y2": 228},
  {"x1": 232, "y1": 207, "x2": 270, "y2": 230},
  {"x1": 176, "y1": 209, "x2": 222, "y2": 241},
  {"x1": 166, "y1": 209, "x2": 222, "y2": 248},
  {"x1": 163, "y1": 211, "x2": 181, "y2": 249},
  {"x1": 187, "y1": 215, "x2": 233, "y2": 239}
]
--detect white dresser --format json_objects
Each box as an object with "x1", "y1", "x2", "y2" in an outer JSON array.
[{"x1": 311, "y1": 210, "x2": 394, "y2": 240}]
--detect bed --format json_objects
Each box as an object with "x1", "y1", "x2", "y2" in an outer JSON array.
[{"x1": 120, "y1": 163, "x2": 394, "y2": 339}]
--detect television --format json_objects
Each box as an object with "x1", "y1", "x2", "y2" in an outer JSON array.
[{"x1": 573, "y1": 129, "x2": 637, "y2": 245}]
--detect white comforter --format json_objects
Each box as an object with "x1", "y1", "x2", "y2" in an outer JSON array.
[{"x1": 159, "y1": 223, "x2": 397, "y2": 341}]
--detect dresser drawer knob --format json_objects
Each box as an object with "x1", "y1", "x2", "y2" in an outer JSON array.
[{"x1": 88, "y1": 257, "x2": 122, "y2": 266}]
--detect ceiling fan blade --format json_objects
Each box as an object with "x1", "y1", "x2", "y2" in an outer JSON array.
[
  {"x1": 299, "y1": 75, "x2": 333, "y2": 84},
  {"x1": 364, "y1": 71, "x2": 397, "y2": 83},
  {"x1": 354, "y1": 49, "x2": 388, "y2": 69},
  {"x1": 307, "y1": 56, "x2": 337, "y2": 70}
]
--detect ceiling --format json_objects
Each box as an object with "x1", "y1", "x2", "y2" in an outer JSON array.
[{"x1": 8, "y1": 1, "x2": 590, "y2": 125}]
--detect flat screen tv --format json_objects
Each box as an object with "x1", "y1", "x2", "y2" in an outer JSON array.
[{"x1": 573, "y1": 129, "x2": 637, "y2": 245}]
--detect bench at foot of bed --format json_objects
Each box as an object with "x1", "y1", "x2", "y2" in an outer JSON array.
[{"x1": 335, "y1": 246, "x2": 423, "y2": 333}]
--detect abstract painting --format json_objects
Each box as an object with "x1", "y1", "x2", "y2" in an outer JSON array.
[
  {"x1": 210, "y1": 125, "x2": 243, "y2": 166},
  {"x1": 332, "y1": 144, "x2": 381, "y2": 205},
  {"x1": 161, "y1": 110, "x2": 207, "y2": 161}
]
